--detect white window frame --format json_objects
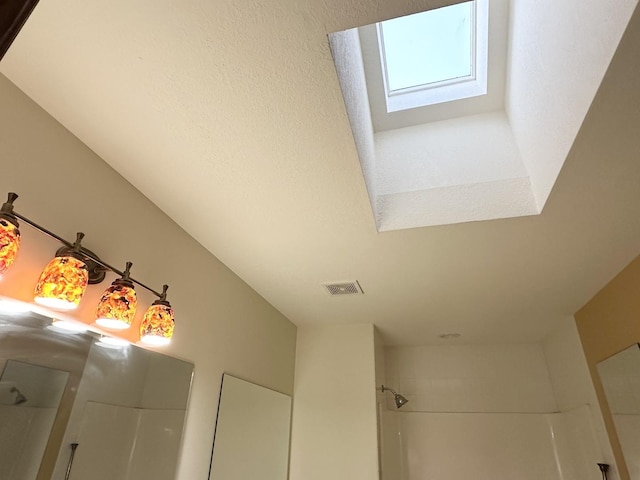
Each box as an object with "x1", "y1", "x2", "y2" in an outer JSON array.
[{"x1": 377, "y1": 0, "x2": 489, "y2": 113}]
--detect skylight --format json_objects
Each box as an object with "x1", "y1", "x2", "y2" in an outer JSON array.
[
  {"x1": 377, "y1": 0, "x2": 488, "y2": 112},
  {"x1": 380, "y1": 2, "x2": 473, "y2": 92}
]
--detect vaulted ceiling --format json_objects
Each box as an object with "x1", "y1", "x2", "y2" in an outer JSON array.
[{"x1": 2, "y1": 0, "x2": 640, "y2": 345}]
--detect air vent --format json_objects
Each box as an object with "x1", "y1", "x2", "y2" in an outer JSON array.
[{"x1": 322, "y1": 281, "x2": 364, "y2": 296}]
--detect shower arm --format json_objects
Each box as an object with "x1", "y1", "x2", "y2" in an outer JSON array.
[{"x1": 379, "y1": 385, "x2": 398, "y2": 395}]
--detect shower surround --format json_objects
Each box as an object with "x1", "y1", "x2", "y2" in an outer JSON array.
[
  {"x1": 377, "y1": 319, "x2": 616, "y2": 480},
  {"x1": 380, "y1": 405, "x2": 599, "y2": 480}
]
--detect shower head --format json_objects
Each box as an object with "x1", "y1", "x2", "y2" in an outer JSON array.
[
  {"x1": 10, "y1": 387, "x2": 27, "y2": 405},
  {"x1": 380, "y1": 385, "x2": 409, "y2": 409},
  {"x1": 393, "y1": 392, "x2": 409, "y2": 408}
]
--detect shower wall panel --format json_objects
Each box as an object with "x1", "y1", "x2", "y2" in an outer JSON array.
[
  {"x1": 378, "y1": 321, "x2": 610, "y2": 480},
  {"x1": 380, "y1": 411, "x2": 560, "y2": 480},
  {"x1": 384, "y1": 344, "x2": 556, "y2": 413},
  {"x1": 380, "y1": 407, "x2": 602, "y2": 480},
  {"x1": 0, "y1": 405, "x2": 57, "y2": 480},
  {"x1": 612, "y1": 415, "x2": 640, "y2": 480},
  {"x1": 68, "y1": 402, "x2": 186, "y2": 480}
]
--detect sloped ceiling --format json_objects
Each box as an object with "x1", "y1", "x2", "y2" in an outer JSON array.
[{"x1": 1, "y1": 0, "x2": 640, "y2": 345}]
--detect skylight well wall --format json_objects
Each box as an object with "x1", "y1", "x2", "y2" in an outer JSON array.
[{"x1": 329, "y1": 0, "x2": 636, "y2": 232}]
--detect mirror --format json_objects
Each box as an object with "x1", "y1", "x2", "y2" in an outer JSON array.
[
  {"x1": 597, "y1": 344, "x2": 640, "y2": 480},
  {"x1": 0, "y1": 360, "x2": 69, "y2": 479},
  {"x1": 0, "y1": 301, "x2": 193, "y2": 480},
  {"x1": 209, "y1": 374, "x2": 292, "y2": 480}
]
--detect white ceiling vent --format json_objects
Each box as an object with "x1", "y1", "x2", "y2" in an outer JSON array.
[{"x1": 322, "y1": 281, "x2": 364, "y2": 296}]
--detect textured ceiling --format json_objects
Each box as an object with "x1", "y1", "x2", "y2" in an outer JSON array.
[{"x1": 1, "y1": 0, "x2": 640, "y2": 345}]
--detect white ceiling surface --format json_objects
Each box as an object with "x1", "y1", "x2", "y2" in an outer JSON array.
[{"x1": 2, "y1": 0, "x2": 640, "y2": 345}]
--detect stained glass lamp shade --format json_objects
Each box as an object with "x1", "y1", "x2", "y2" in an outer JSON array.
[
  {"x1": 34, "y1": 255, "x2": 89, "y2": 310},
  {"x1": 95, "y1": 262, "x2": 137, "y2": 330},
  {"x1": 140, "y1": 285, "x2": 174, "y2": 346},
  {"x1": 0, "y1": 218, "x2": 20, "y2": 277},
  {"x1": 0, "y1": 193, "x2": 20, "y2": 277}
]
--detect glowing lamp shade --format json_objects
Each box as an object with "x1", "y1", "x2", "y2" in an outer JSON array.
[
  {"x1": 34, "y1": 256, "x2": 89, "y2": 310},
  {"x1": 95, "y1": 264, "x2": 137, "y2": 330},
  {"x1": 140, "y1": 300, "x2": 174, "y2": 346},
  {"x1": 0, "y1": 193, "x2": 20, "y2": 278},
  {"x1": 0, "y1": 218, "x2": 20, "y2": 277}
]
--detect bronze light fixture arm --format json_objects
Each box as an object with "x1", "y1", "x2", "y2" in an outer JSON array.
[
  {"x1": 13, "y1": 211, "x2": 73, "y2": 250},
  {"x1": 8, "y1": 193, "x2": 167, "y2": 300}
]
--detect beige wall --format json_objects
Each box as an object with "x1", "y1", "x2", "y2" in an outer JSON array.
[
  {"x1": 0, "y1": 74, "x2": 297, "y2": 480},
  {"x1": 576, "y1": 254, "x2": 640, "y2": 480},
  {"x1": 289, "y1": 324, "x2": 379, "y2": 480}
]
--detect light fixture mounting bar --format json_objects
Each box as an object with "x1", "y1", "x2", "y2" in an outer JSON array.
[
  {"x1": 13, "y1": 211, "x2": 73, "y2": 249},
  {"x1": 11, "y1": 202, "x2": 166, "y2": 299}
]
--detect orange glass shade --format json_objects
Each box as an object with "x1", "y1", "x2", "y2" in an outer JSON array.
[
  {"x1": 34, "y1": 256, "x2": 89, "y2": 310},
  {"x1": 140, "y1": 302, "x2": 174, "y2": 346},
  {"x1": 95, "y1": 280, "x2": 137, "y2": 330},
  {"x1": 0, "y1": 219, "x2": 20, "y2": 277}
]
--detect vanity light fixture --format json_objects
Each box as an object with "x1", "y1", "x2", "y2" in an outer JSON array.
[
  {"x1": 95, "y1": 262, "x2": 137, "y2": 330},
  {"x1": 140, "y1": 285, "x2": 174, "y2": 346},
  {"x1": 1, "y1": 192, "x2": 176, "y2": 345},
  {"x1": 0, "y1": 193, "x2": 20, "y2": 277}
]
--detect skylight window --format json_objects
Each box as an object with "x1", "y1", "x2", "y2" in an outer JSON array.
[
  {"x1": 380, "y1": 2, "x2": 473, "y2": 91},
  {"x1": 377, "y1": 0, "x2": 488, "y2": 112}
]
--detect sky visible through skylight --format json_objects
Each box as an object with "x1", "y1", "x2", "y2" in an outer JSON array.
[{"x1": 380, "y1": 2, "x2": 473, "y2": 92}]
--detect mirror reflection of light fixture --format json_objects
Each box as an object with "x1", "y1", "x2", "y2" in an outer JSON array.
[
  {"x1": 1, "y1": 192, "x2": 176, "y2": 345},
  {"x1": 0, "y1": 298, "x2": 31, "y2": 314},
  {"x1": 96, "y1": 335, "x2": 130, "y2": 349},
  {"x1": 34, "y1": 233, "x2": 90, "y2": 311},
  {"x1": 140, "y1": 285, "x2": 175, "y2": 346},
  {"x1": 95, "y1": 262, "x2": 137, "y2": 330},
  {"x1": 0, "y1": 193, "x2": 20, "y2": 277},
  {"x1": 49, "y1": 318, "x2": 89, "y2": 333}
]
